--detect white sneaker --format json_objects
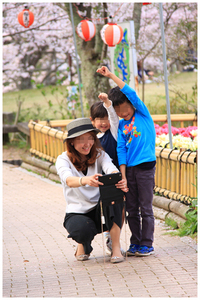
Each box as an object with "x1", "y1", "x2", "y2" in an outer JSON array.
[
  {"x1": 106, "y1": 237, "x2": 112, "y2": 254},
  {"x1": 106, "y1": 237, "x2": 126, "y2": 256}
]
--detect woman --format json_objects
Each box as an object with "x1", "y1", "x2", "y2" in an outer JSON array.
[{"x1": 56, "y1": 118, "x2": 128, "y2": 263}]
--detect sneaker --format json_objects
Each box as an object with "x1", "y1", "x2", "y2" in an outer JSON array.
[
  {"x1": 127, "y1": 244, "x2": 140, "y2": 256},
  {"x1": 106, "y1": 237, "x2": 112, "y2": 254},
  {"x1": 135, "y1": 246, "x2": 154, "y2": 256},
  {"x1": 120, "y1": 248, "x2": 126, "y2": 257},
  {"x1": 106, "y1": 237, "x2": 126, "y2": 256}
]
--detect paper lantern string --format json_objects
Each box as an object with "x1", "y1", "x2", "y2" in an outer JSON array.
[{"x1": 73, "y1": 3, "x2": 123, "y2": 22}]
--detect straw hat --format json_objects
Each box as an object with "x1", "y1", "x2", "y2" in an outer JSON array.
[{"x1": 63, "y1": 118, "x2": 100, "y2": 142}]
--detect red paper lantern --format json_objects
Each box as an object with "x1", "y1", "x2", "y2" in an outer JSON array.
[
  {"x1": 76, "y1": 20, "x2": 96, "y2": 41},
  {"x1": 18, "y1": 7, "x2": 34, "y2": 28},
  {"x1": 100, "y1": 23, "x2": 123, "y2": 47},
  {"x1": 142, "y1": 3, "x2": 151, "y2": 5}
]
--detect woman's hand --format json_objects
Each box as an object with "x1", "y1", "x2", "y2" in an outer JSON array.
[
  {"x1": 115, "y1": 179, "x2": 129, "y2": 193},
  {"x1": 83, "y1": 174, "x2": 104, "y2": 187}
]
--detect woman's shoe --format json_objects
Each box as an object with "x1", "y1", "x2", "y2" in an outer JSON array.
[
  {"x1": 75, "y1": 254, "x2": 89, "y2": 261},
  {"x1": 110, "y1": 256, "x2": 124, "y2": 264},
  {"x1": 75, "y1": 248, "x2": 89, "y2": 261}
]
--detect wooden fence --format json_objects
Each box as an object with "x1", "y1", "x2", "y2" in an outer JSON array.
[
  {"x1": 38, "y1": 119, "x2": 72, "y2": 131},
  {"x1": 38, "y1": 113, "x2": 197, "y2": 131},
  {"x1": 28, "y1": 118, "x2": 197, "y2": 204},
  {"x1": 154, "y1": 147, "x2": 197, "y2": 204},
  {"x1": 151, "y1": 113, "x2": 197, "y2": 127},
  {"x1": 28, "y1": 122, "x2": 68, "y2": 163}
]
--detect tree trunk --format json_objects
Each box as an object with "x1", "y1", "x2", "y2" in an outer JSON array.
[
  {"x1": 133, "y1": 3, "x2": 142, "y2": 42},
  {"x1": 64, "y1": 3, "x2": 111, "y2": 108},
  {"x1": 79, "y1": 49, "x2": 110, "y2": 107},
  {"x1": 19, "y1": 77, "x2": 32, "y2": 90}
]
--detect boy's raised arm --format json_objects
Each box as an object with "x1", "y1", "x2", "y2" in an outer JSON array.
[{"x1": 96, "y1": 66, "x2": 125, "y2": 90}]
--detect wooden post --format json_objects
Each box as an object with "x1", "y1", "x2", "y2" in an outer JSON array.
[
  {"x1": 10, "y1": 101, "x2": 22, "y2": 142},
  {"x1": 170, "y1": 160, "x2": 176, "y2": 192}
]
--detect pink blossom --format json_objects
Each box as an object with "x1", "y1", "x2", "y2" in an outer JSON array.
[{"x1": 154, "y1": 123, "x2": 198, "y2": 138}]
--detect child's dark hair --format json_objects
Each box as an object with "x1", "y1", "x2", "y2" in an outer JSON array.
[
  {"x1": 108, "y1": 86, "x2": 131, "y2": 107},
  {"x1": 90, "y1": 101, "x2": 108, "y2": 120}
]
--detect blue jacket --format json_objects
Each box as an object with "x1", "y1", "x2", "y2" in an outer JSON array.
[{"x1": 117, "y1": 84, "x2": 156, "y2": 167}]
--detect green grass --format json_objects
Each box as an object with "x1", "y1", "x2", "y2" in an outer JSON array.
[
  {"x1": 164, "y1": 210, "x2": 197, "y2": 239},
  {"x1": 3, "y1": 85, "x2": 85, "y2": 121},
  {"x1": 165, "y1": 217, "x2": 179, "y2": 229},
  {"x1": 138, "y1": 71, "x2": 197, "y2": 114},
  {"x1": 164, "y1": 196, "x2": 198, "y2": 239},
  {"x1": 3, "y1": 85, "x2": 68, "y2": 115},
  {"x1": 3, "y1": 71, "x2": 197, "y2": 121}
]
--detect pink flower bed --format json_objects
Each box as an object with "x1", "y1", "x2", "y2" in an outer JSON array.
[{"x1": 154, "y1": 123, "x2": 198, "y2": 139}]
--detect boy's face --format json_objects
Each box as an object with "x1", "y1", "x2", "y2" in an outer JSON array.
[
  {"x1": 114, "y1": 102, "x2": 135, "y2": 121},
  {"x1": 91, "y1": 117, "x2": 110, "y2": 133}
]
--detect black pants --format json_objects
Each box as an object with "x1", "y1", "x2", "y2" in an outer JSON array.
[
  {"x1": 63, "y1": 200, "x2": 123, "y2": 254},
  {"x1": 126, "y1": 166, "x2": 155, "y2": 247}
]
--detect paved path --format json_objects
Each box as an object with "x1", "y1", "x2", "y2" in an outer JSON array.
[{"x1": 3, "y1": 163, "x2": 198, "y2": 298}]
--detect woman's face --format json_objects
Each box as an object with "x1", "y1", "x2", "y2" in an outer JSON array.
[{"x1": 73, "y1": 132, "x2": 95, "y2": 158}]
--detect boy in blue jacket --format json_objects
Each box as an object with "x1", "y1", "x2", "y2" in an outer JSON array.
[{"x1": 97, "y1": 66, "x2": 156, "y2": 256}]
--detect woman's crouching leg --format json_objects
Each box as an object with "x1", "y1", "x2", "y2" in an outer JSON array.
[{"x1": 63, "y1": 213, "x2": 98, "y2": 255}]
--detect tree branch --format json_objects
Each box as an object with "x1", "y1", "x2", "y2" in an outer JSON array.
[
  {"x1": 41, "y1": 62, "x2": 66, "y2": 84},
  {"x1": 142, "y1": 4, "x2": 179, "y2": 60},
  {"x1": 100, "y1": 3, "x2": 108, "y2": 61},
  {"x1": 3, "y1": 14, "x2": 69, "y2": 38},
  {"x1": 168, "y1": 88, "x2": 197, "y2": 109}
]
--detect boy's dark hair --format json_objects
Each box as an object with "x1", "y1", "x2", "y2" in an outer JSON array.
[
  {"x1": 90, "y1": 101, "x2": 108, "y2": 120},
  {"x1": 108, "y1": 86, "x2": 131, "y2": 107}
]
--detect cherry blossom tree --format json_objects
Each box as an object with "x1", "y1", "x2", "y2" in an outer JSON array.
[
  {"x1": 3, "y1": 3, "x2": 73, "y2": 91},
  {"x1": 3, "y1": 2, "x2": 135, "y2": 105},
  {"x1": 3, "y1": 2, "x2": 197, "y2": 107},
  {"x1": 59, "y1": 2, "x2": 136, "y2": 106},
  {"x1": 136, "y1": 3, "x2": 197, "y2": 73}
]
